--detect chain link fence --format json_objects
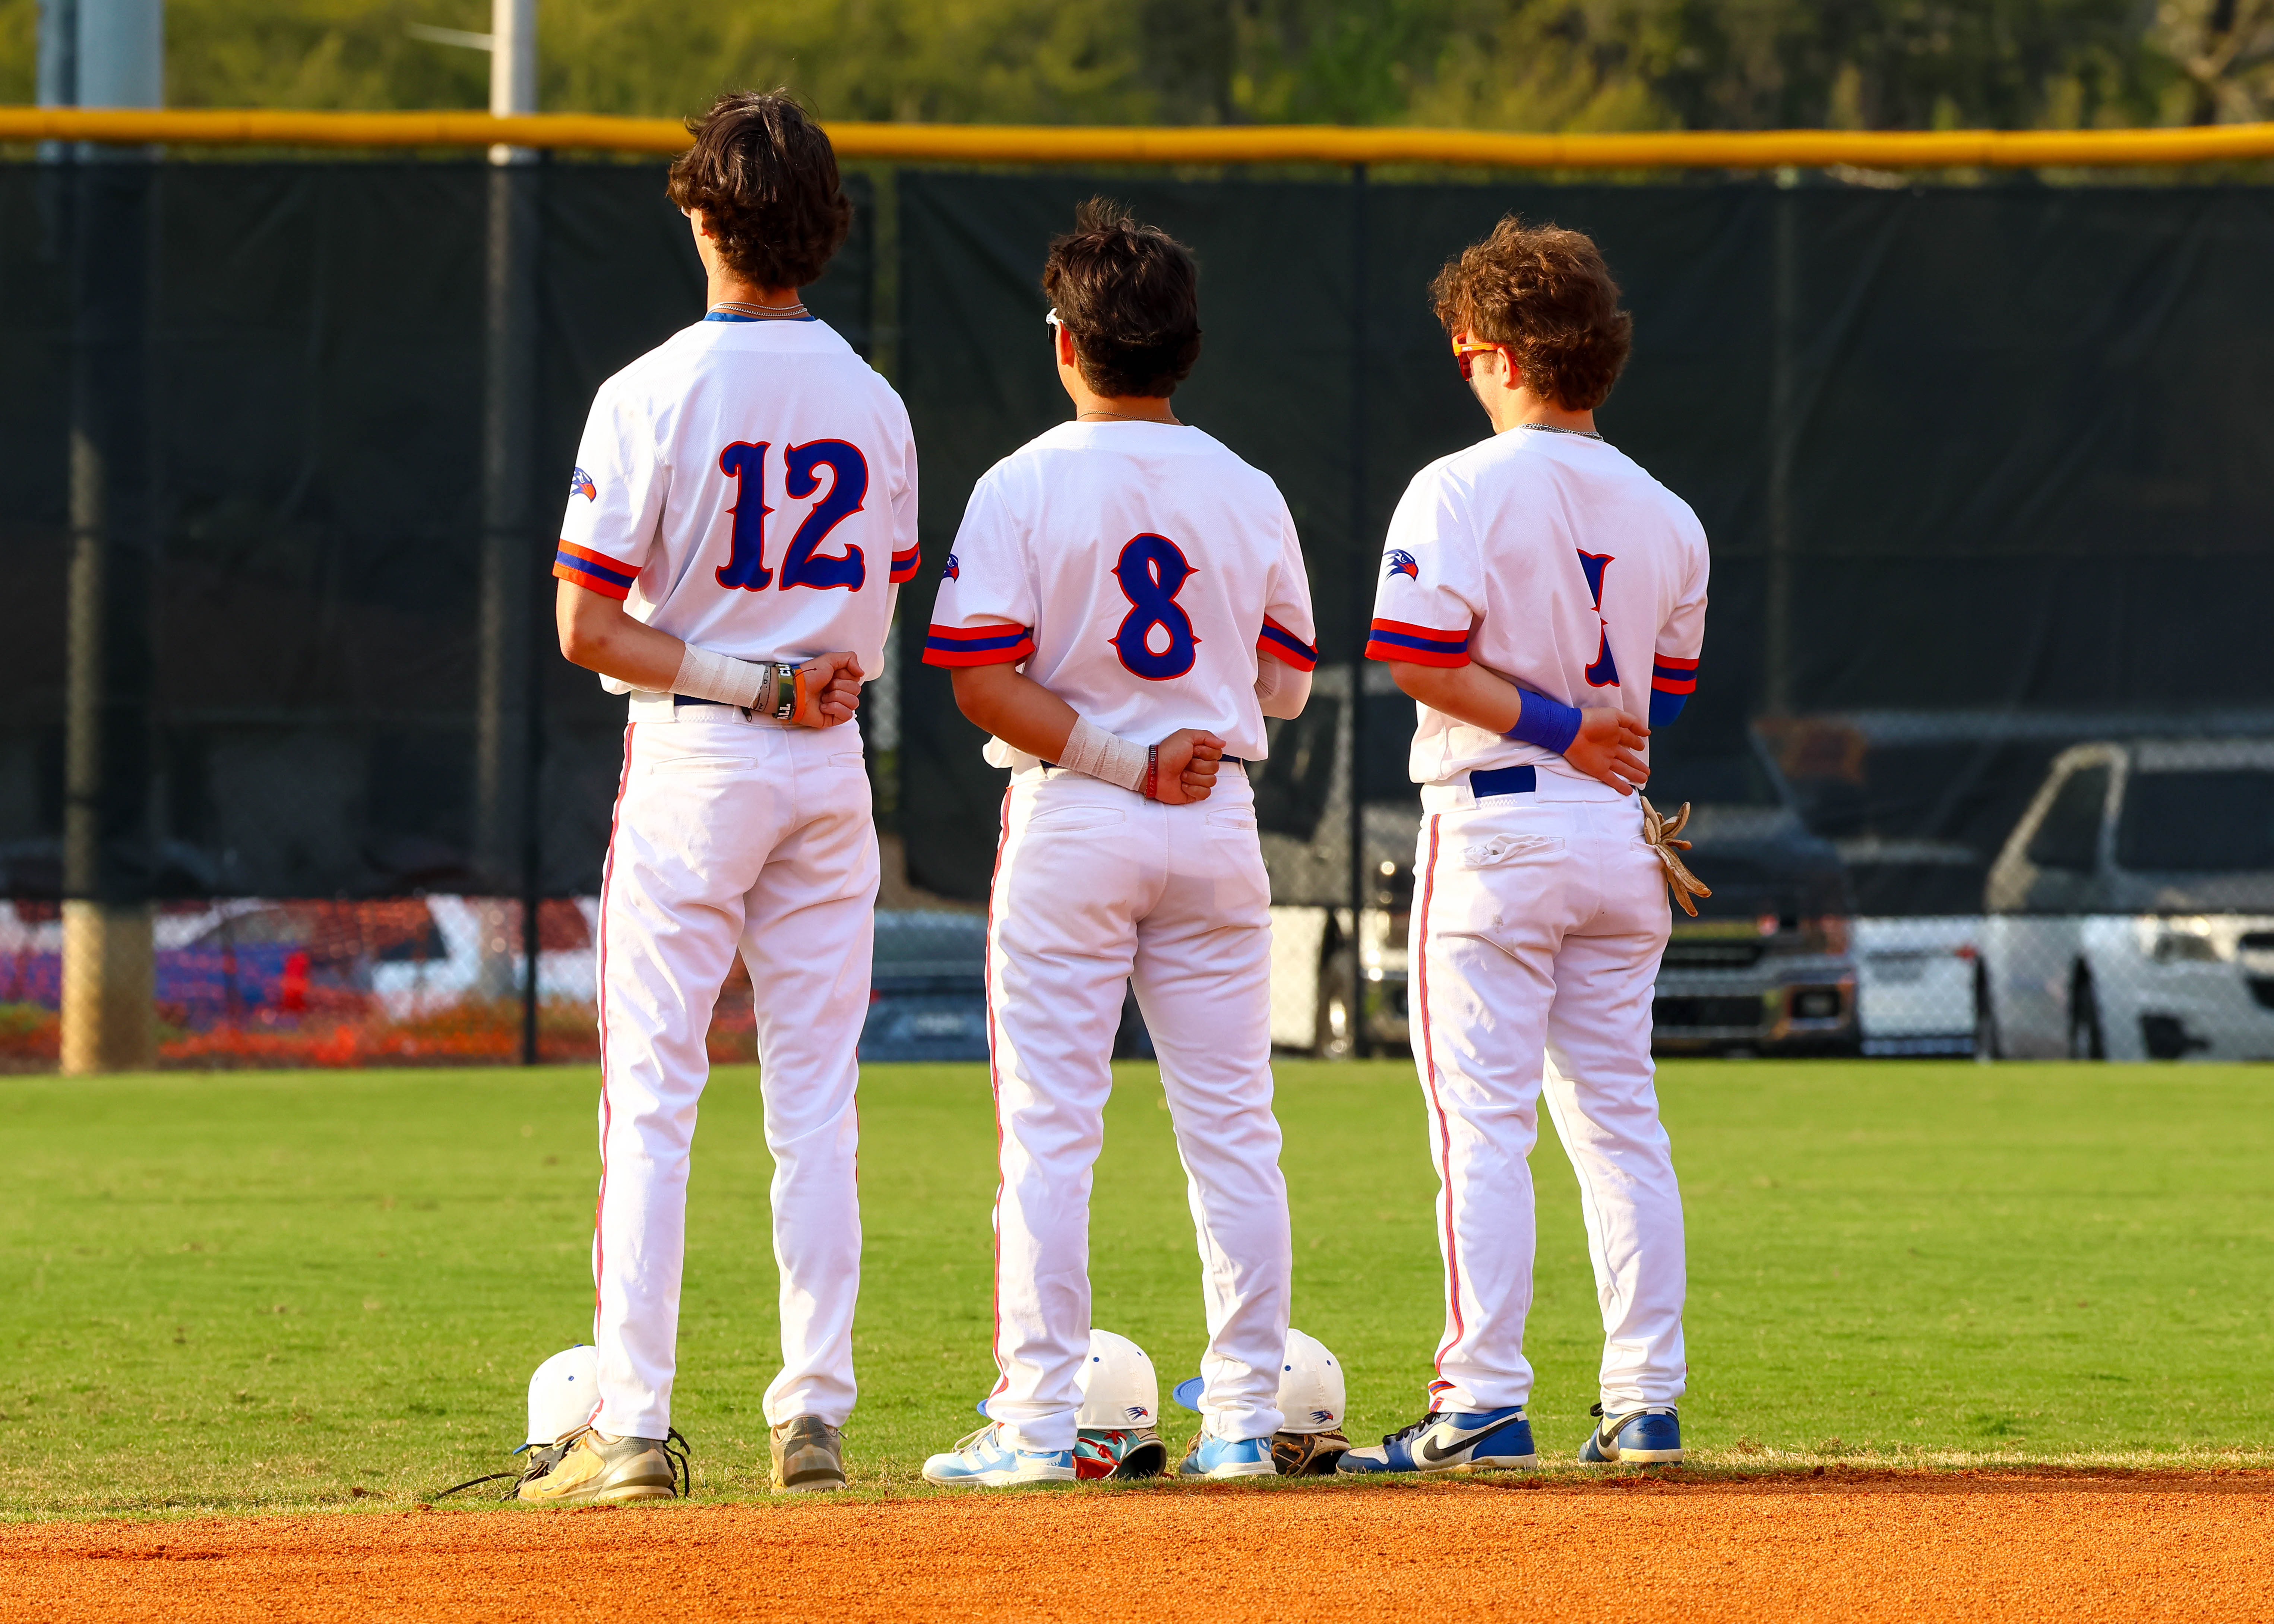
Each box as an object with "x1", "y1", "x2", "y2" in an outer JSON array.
[{"x1": 4, "y1": 159, "x2": 2271, "y2": 1069}]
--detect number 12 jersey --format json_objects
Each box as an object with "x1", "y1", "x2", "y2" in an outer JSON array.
[
  {"x1": 924, "y1": 420, "x2": 1316, "y2": 764},
  {"x1": 551, "y1": 316, "x2": 919, "y2": 693}
]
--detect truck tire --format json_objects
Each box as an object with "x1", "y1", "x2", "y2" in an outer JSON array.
[
  {"x1": 2066, "y1": 966, "x2": 2106, "y2": 1061},
  {"x1": 1973, "y1": 964, "x2": 2000, "y2": 1061},
  {"x1": 1315, "y1": 959, "x2": 1356, "y2": 1060}
]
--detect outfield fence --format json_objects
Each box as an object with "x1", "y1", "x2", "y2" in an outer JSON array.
[{"x1": 3, "y1": 121, "x2": 2271, "y2": 1071}]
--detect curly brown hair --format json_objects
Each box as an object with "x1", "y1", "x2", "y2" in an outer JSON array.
[
  {"x1": 1041, "y1": 199, "x2": 1202, "y2": 399},
  {"x1": 1429, "y1": 217, "x2": 1632, "y2": 411},
  {"x1": 665, "y1": 91, "x2": 851, "y2": 290}
]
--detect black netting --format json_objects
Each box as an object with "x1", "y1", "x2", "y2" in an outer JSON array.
[{"x1": 5, "y1": 161, "x2": 2273, "y2": 1066}]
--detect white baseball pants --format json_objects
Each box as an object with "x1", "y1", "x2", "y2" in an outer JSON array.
[
  {"x1": 982, "y1": 765, "x2": 1291, "y2": 1454},
  {"x1": 1408, "y1": 773, "x2": 1687, "y2": 1415},
  {"x1": 590, "y1": 705, "x2": 877, "y2": 1440}
]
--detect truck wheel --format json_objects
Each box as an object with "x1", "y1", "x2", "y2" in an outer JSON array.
[
  {"x1": 1973, "y1": 965, "x2": 2000, "y2": 1061},
  {"x1": 1315, "y1": 960, "x2": 1356, "y2": 1060},
  {"x1": 2066, "y1": 966, "x2": 2106, "y2": 1061}
]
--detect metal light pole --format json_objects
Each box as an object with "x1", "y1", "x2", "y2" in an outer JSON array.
[
  {"x1": 469, "y1": 0, "x2": 546, "y2": 1057},
  {"x1": 58, "y1": 0, "x2": 162, "y2": 1075}
]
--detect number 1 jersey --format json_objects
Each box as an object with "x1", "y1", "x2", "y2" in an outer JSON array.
[
  {"x1": 551, "y1": 316, "x2": 919, "y2": 692},
  {"x1": 923, "y1": 421, "x2": 1316, "y2": 764}
]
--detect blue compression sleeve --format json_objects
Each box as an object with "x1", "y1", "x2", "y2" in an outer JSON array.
[
  {"x1": 1507, "y1": 688, "x2": 1582, "y2": 755},
  {"x1": 1649, "y1": 690, "x2": 1689, "y2": 728}
]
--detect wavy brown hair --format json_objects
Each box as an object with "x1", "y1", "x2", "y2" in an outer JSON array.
[
  {"x1": 1041, "y1": 199, "x2": 1202, "y2": 399},
  {"x1": 1430, "y1": 217, "x2": 1632, "y2": 411},
  {"x1": 665, "y1": 92, "x2": 851, "y2": 290}
]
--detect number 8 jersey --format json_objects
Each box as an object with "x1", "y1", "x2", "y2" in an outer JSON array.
[
  {"x1": 924, "y1": 421, "x2": 1316, "y2": 762},
  {"x1": 552, "y1": 315, "x2": 920, "y2": 693}
]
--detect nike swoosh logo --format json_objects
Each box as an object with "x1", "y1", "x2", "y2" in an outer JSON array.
[{"x1": 1415, "y1": 1422, "x2": 1500, "y2": 1464}]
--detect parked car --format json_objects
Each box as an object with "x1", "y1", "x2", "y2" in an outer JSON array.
[
  {"x1": 860, "y1": 910, "x2": 990, "y2": 1061},
  {"x1": 1261, "y1": 711, "x2": 1861, "y2": 1057},
  {"x1": 1979, "y1": 739, "x2": 2274, "y2": 1061},
  {"x1": 857, "y1": 909, "x2": 1156, "y2": 1062},
  {"x1": 1852, "y1": 914, "x2": 1982, "y2": 1056}
]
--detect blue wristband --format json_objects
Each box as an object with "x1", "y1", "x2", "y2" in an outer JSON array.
[{"x1": 1507, "y1": 688, "x2": 1581, "y2": 755}]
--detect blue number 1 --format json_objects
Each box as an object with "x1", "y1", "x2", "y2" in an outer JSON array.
[{"x1": 716, "y1": 442, "x2": 773, "y2": 591}]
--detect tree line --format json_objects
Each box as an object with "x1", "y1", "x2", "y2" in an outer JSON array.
[{"x1": 2, "y1": 0, "x2": 2268, "y2": 129}]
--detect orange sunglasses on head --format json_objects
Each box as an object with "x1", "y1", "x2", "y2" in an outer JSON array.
[{"x1": 1451, "y1": 334, "x2": 1506, "y2": 380}]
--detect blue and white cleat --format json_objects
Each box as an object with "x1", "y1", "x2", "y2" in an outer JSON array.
[
  {"x1": 1577, "y1": 1405, "x2": 1683, "y2": 1464},
  {"x1": 1176, "y1": 1432, "x2": 1279, "y2": 1479},
  {"x1": 1334, "y1": 1406, "x2": 1537, "y2": 1475},
  {"x1": 921, "y1": 1423, "x2": 1077, "y2": 1488}
]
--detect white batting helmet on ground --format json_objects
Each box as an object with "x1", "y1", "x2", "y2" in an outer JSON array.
[
  {"x1": 1075, "y1": 1328, "x2": 1160, "y2": 1429},
  {"x1": 1170, "y1": 1327, "x2": 1345, "y2": 1434},
  {"x1": 523, "y1": 1344, "x2": 602, "y2": 1450},
  {"x1": 1274, "y1": 1328, "x2": 1346, "y2": 1434}
]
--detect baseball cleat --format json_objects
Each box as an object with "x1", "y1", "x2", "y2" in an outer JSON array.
[
  {"x1": 1578, "y1": 1405, "x2": 1683, "y2": 1464},
  {"x1": 770, "y1": 1415, "x2": 847, "y2": 1493},
  {"x1": 514, "y1": 1427, "x2": 684, "y2": 1506},
  {"x1": 1075, "y1": 1426, "x2": 1168, "y2": 1480},
  {"x1": 1176, "y1": 1432, "x2": 1278, "y2": 1479},
  {"x1": 921, "y1": 1423, "x2": 1076, "y2": 1488},
  {"x1": 1334, "y1": 1406, "x2": 1537, "y2": 1475}
]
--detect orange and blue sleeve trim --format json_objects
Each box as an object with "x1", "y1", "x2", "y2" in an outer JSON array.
[
  {"x1": 1364, "y1": 617, "x2": 1469, "y2": 667},
  {"x1": 1651, "y1": 654, "x2": 1700, "y2": 695},
  {"x1": 1650, "y1": 653, "x2": 1698, "y2": 726},
  {"x1": 890, "y1": 541, "x2": 922, "y2": 585},
  {"x1": 554, "y1": 541, "x2": 639, "y2": 600},
  {"x1": 922, "y1": 622, "x2": 1036, "y2": 668},
  {"x1": 1258, "y1": 616, "x2": 1318, "y2": 672}
]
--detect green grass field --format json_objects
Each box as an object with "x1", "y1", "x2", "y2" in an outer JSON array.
[{"x1": 3, "y1": 1058, "x2": 2270, "y2": 1519}]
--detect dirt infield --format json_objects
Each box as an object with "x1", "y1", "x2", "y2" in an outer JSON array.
[{"x1": 6, "y1": 1470, "x2": 2270, "y2": 1623}]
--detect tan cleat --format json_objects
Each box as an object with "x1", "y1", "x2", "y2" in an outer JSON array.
[
  {"x1": 770, "y1": 1416, "x2": 848, "y2": 1493},
  {"x1": 515, "y1": 1428, "x2": 684, "y2": 1507}
]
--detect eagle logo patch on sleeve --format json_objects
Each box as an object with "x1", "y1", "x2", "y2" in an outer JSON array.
[
  {"x1": 944, "y1": 553, "x2": 961, "y2": 580},
  {"x1": 569, "y1": 467, "x2": 597, "y2": 502},
  {"x1": 1386, "y1": 549, "x2": 1420, "y2": 581}
]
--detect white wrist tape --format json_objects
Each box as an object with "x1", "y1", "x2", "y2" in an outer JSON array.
[
  {"x1": 1060, "y1": 716, "x2": 1147, "y2": 794},
  {"x1": 672, "y1": 643, "x2": 766, "y2": 710}
]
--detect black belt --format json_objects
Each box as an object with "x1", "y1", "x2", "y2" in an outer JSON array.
[
  {"x1": 1470, "y1": 764, "x2": 1538, "y2": 799},
  {"x1": 674, "y1": 694, "x2": 731, "y2": 709}
]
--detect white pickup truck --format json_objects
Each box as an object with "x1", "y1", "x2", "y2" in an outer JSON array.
[{"x1": 1978, "y1": 739, "x2": 2274, "y2": 1061}]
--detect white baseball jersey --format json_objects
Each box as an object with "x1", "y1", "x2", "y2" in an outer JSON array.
[
  {"x1": 1379, "y1": 422, "x2": 1703, "y2": 1423},
  {"x1": 560, "y1": 310, "x2": 908, "y2": 1441},
  {"x1": 1366, "y1": 427, "x2": 1707, "y2": 786},
  {"x1": 922, "y1": 421, "x2": 1316, "y2": 760},
  {"x1": 552, "y1": 315, "x2": 918, "y2": 687},
  {"x1": 921, "y1": 417, "x2": 1308, "y2": 1457}
]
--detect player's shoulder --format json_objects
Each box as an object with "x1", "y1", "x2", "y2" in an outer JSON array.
[
  {"x1": 1176, "y1": 425, "x2": 1286, "y2": 499},
  {"x1": 1584, "y1": 439, "x2": 1707, "y2": 543},
  {"x1": 588, "y1": 322, "x2": 713, "y2": 410}
]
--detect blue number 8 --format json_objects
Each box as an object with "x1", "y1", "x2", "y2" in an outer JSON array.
[{"x1": 1111, "y1": 533, "x2": 1200, "y2": 681}]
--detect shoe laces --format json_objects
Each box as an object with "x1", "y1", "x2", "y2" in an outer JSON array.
[
  {"x1": 948, "y1": 1423, "x2": 1001, "y2": 1456},
  {"x1": 1379, "y1": 1410, "x2": 1444, "y2": 1448},
  {"x1": 429, "y1": 1424, "x2": 692, "y2": 1503}
]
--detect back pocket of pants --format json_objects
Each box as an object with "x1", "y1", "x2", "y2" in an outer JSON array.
[
  {"x1": 1023, "y1": 805, "x2": 1126, "y2": 834},
  {"x1": 1459, "y1": 833, "x2": 1564, "y2": 868}
]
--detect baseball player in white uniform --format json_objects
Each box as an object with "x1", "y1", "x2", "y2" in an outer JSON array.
[
  {"x1": 1338, "y1": 216, "x2": 1708, "y2": 1475},
  {"x1": 523, "y1": 94, "x2": 918, "y2": 1504},
  {"x1": 916, "y1": 202, "x2": 1318, "y2": 1486}
]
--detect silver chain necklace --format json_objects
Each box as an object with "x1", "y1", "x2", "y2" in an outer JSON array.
[
  {"x1": 709, "y1": 298, "x2": 809, "y2": 319},
  {"x1": 1519, "y1": 422, "x2": 1604, "y2": 441}
]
